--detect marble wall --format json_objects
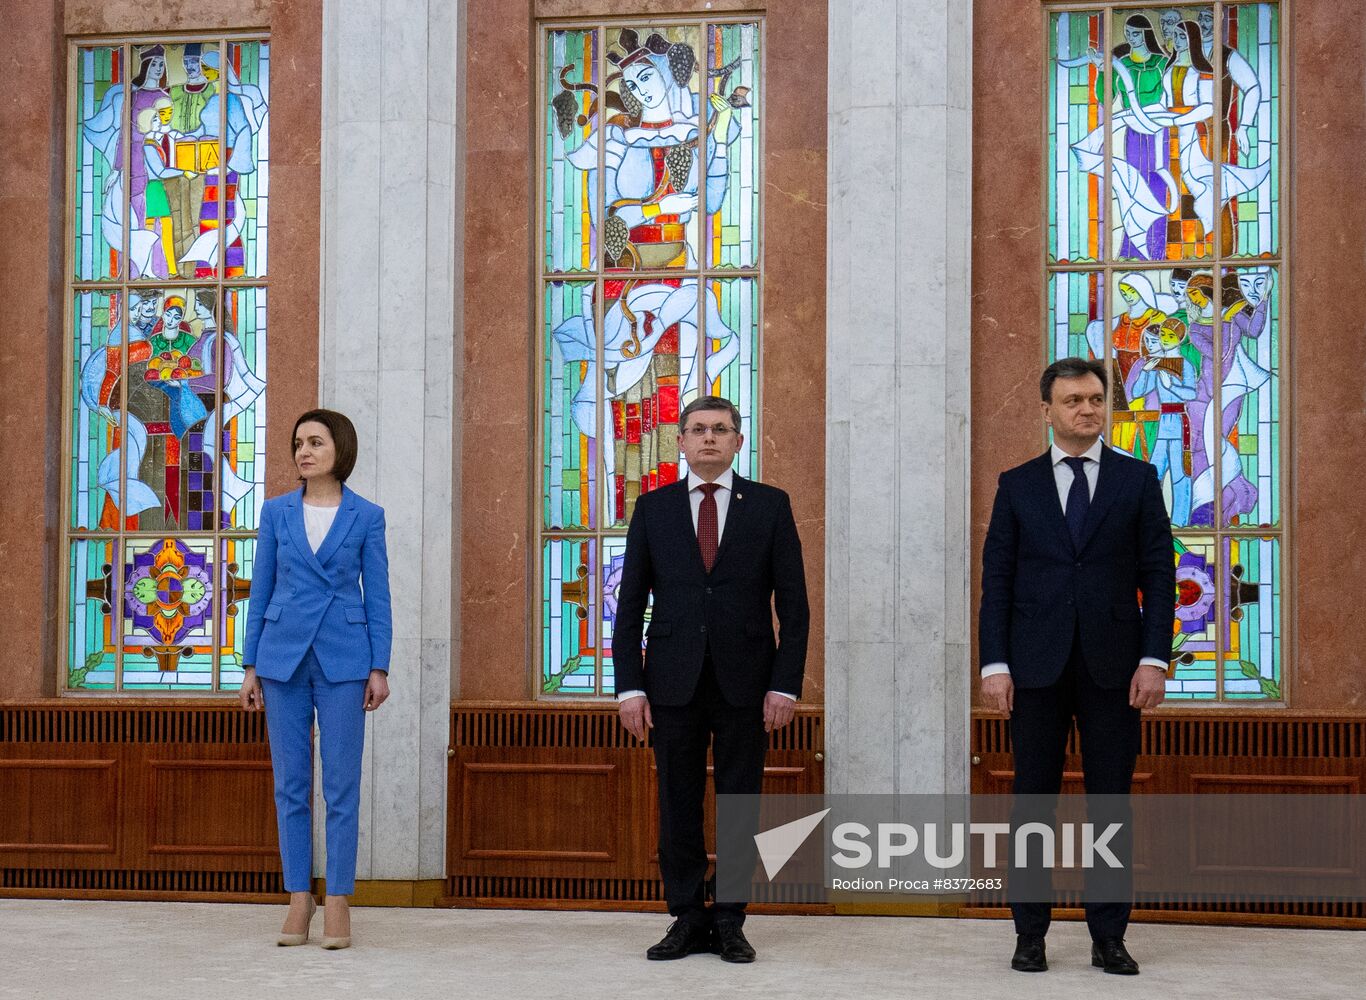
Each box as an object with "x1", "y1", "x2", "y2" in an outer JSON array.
[
  {"x1": 825, "y1": 0, "x2": 973, "y2": 796},
  {"x1": 318, "y1": 0, "x2": 461, "y2": 881}
]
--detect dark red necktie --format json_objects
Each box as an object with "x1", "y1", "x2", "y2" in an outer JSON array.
[{"x1": 697, "y1": 483, "x2": 720, "y2": 572}]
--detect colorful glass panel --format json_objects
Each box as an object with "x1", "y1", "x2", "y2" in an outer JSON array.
[
  {"x1": 601, "y1": 24, "x2": 702, "y2": 273},
  {"x1": 1222, "y1": 534, "x2": 1280, "y2": 699},
  {"x1": 705, "y1": 277, "x2": 758, "y2": 476},
  {"x1": 74, "y1": 47, "x2": 121, "y2": 281},
  {"x1": 65, "y1": 35, "x2": 269, "y2": 694},
  {"x1": 218, "y1": 536, "x2": 254, "y2": 689},
  {"x1": 1226, "y1": 4, "x2": 1279, "y2": 258},
  {"x1": 542, "y1": 537, "x2": 598, "y2": 695},
  {"x1": 544, "y1": 281, "x2": 597, "y2": 530},
  {"x1": 70, "y1": 291, "x2": 120, "y2": 531},
  {"x1": 1217, "y1": 266, "x2": 1278, "y2": 528},
  {"x1": 1047, "y1": 270, "x2": 1105, "y2": 366},
  {"x1": 68, "y1": 539, "x2": 120, "y2": 690},
  {"x1": 227, "y1": 41, "x2": 270, "y2": 277},
  {"x1": 600, "y1": 277, "x2": 689, "y2": 529},
  {"x1": 545, "y1": 29, "x2": 598, "y2": 274},
  {"x1": 600, "y1": 535, "x2": 630, "y2": 696},
  {"x1": 119, "y1": 536, "x2": 216, "y2": 690},
  {"x1": 541, "y1": 19, "x2": 761, "y2": 697},
  {"x1": 705, "y1": 22, "x2": 759, "y2": 269},
  {"x1": 1048, "y1": 11, "x2": 1105, "y2": 264},
  {"x1": 1167, "y1": 535, "x2": 1220, "y2": 699},
  {"x1": 1050, "y1": 7, "x2": 1282, "y2": 702},
  {"x1": 220, "y1": 287, "x2": 268, "y2": 530}
]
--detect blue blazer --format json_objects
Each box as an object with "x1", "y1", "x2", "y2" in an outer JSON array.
[{"x1": 243, "y1": 486, "x2": 393, "y2": 683}]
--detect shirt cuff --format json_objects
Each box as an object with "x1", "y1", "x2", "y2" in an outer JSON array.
[
  {"x1": 1138, "y1": 657, "x2": 1170, "y2": 678},
  {"x1": 616, "y1": 690, "x2": 646, "y2": 703},
  {"x1": 980, "y1": 662, "x2": 1011, "y2": 679},
  {"x1": 769, "y1": 691, "x2": 797, "y2": 702}
]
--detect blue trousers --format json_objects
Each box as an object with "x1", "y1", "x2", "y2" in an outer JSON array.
[{"x1": 261, "y1": 648, "x2": 367, "y2": 895}]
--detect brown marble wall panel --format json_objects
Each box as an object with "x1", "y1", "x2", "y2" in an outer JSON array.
[
  {"x1": 461, "y1": 1, "x2": 827, "y2": 701},
  {"x1": 0, "y1": 0, "x2": 320, "y2": 700},
  {"x1": 969, "y1": 0, "x2": 1366, "y2": 714},
  {"x1": 66, "y1": 0, "x2": 270, "y2": 35},
  {"x1": 0, "y1": 0, "x2": 65, "y2": 699},
  {"x1": 1285, "y1": 0, "x2": 1366, "y2": 711}
]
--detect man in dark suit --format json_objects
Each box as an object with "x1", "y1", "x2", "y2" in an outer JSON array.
[
  {"x1": 979, "y1": 357, "x2": 1175, "y2": 976},
  {"x1": 615, "y1": 395, "x2": 809, "y2": 964}
]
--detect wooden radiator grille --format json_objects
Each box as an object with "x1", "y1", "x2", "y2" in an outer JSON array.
[
  {"x1": 967, "y1": 889, "x2": 1366, "y2": 921},
  {"x1": 0, "y1": 705, "x2": 267, "y2": 745},
  {"x1": 973, "y1": 715, "x2": 1366, "y2": 758},
  {"x1": 452, "y1": 704, "x2": 823, "y2": 751},
  {"x1": 2, "y1": 868, "x2": 283, "y2": 894}
]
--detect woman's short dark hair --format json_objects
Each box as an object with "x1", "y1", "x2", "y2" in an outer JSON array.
[
  {"x1": 1040, "y1": 357, "x2": 1107, "y2": 402},
  {"x1": 292, "y1": 409, "x2": 358, "y2": 485}
]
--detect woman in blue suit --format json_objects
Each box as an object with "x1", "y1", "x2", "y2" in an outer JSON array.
[{"x1": 239, "y1": 409, "x2": 392, "y2": 949}]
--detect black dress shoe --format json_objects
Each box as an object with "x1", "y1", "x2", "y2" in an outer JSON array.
[
  {"x1": 646, "y1": 920, "x2": 713, "y2": 961},
  {"x1": 1011, "y1": 934, "x2": 1048, "y2": 972},
  {"x1": 1092, "y1": 937, "x2": 1140, "y2": 975},
  {"x1": 713, "y1": 922, "x2": 756, "y2": 963}
]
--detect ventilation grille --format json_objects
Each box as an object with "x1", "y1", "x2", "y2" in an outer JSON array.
[
  {"x1": 967, "y1": 888, "x2": 1366, "y2": 921},
  {"x1": 443, "y1": 875, "x2": 826, "y2": 905},
  {"x1": 973, "y1": 716, "x2": 1366, "y2": 758},
  {"x1": 0, "y1": 706, "x2": 267, "y2": 745},
  {"x1": 447, "y1": 875, "x2": 665, "y2": 902},
  {"x1": 1, "y1": 868, "x2": 283, "y2": 895},
  {"x1": 452, "y1": 705, "x2": 822, "y2": 751}
]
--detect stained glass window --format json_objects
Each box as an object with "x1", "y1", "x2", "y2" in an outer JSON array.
[
  {"x1": 1046, "y1": 4, "x2": 1283, "y2": 701},
  {"x1": 538, "y1": 19, "x2": 762, "y2": 696},
  {"x1": 64, "y1": 37, "x2": 269, "y2": 693}
]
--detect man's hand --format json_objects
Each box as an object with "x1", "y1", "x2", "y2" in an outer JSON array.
[
  {"x1": 364, "y1": 670, "x2": 390, "y2": 711},
  {"x1": 1129, "y1": 664, "x2": 1166, "y2": 710},
  {"x1": 239, "y1": 667, "x2": 264, "y2": 711},
  {"x1": 619, "y1": 695, "x2": 653, "y2": 742},
  {"x1": 763, "y1": 692, "x2": 796, "y2": 733},
  {"x1": 980, "y1": 673, "x2": 1014, "y2": 716}
]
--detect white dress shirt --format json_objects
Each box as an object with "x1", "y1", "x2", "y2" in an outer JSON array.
[
  {"x1": 981, "y1": 439, "x2": 1166, "y2": 681},
  {"x1": 302, "y1": 501, "x2": 340, "y2": 553},
  {"x1": 618, "y1": 468, "x2": 796, "y2": 704}
]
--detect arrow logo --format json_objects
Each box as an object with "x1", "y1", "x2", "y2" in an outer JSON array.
[{"x1": 753, "y1": 808, "x2": 831, "y2": 880}]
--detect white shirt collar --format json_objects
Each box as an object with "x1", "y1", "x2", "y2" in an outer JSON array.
[
  {"x1": 687, "y1": 467, "x2": 735, "y2": 492},
  {"x1": 1050, "y1": 438, "x2": 1104, "y2": 466}
]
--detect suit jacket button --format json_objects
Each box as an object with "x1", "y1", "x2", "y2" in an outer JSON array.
[
  {"x1": 706, "y1": 587, "x2": 713, "y2": 594},
  {"x1": 1074, "y1": 561, "x2": 1082, "y2": 568},
  {"x1": 700, "y1": 625, "x2": 708, "y2": 634}
]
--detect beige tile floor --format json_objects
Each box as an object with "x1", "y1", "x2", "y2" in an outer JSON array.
[{"x1": 0, "y1": 900, "x2": 1361, "y2": 1000}]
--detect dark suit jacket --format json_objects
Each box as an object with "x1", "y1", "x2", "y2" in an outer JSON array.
[
  {"x1": 979, "y1": 445, "x2": 1176, "y2": 690},
  {"x1": 613, "y1": 476, "x2": 809, "y2": 707}
]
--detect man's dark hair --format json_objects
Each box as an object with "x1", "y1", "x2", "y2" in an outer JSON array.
[
  {"x1": 292, "y1": 408, "x2": 359, "y2": 486},
  {"x1": 678, "y1": 395, "x2": 742, "y2": 434},
  {"x1": 1040, "y1": 357, "x2": 1107, "y2": 403}
]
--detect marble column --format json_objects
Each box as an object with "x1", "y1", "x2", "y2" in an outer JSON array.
[
  {"x1": 317, "y1": 0, "x2": 462, "y2": 882},
  {"x1": 825, "y1": 0, "x2": 972, "y2": 797}
]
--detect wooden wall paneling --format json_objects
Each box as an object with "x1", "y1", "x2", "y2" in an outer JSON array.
[
  {"x1": 444, "y1": 704, "x2": 825, "y2": 909},
  {"x1": 0, "y1": 705, "x2": 283, "y2": 900}
]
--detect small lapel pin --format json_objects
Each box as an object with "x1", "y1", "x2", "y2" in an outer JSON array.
[{"x1": 736, "y1": 493, "x2": 743, "y2": 500}]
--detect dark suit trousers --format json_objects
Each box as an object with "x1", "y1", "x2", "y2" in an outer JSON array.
[
  {"x1": 651, "y1": 653, "x2": 767, "y2": 927},
  {"x1": 1008, "y1": 629, "x2": 1140, "y2": 941}
]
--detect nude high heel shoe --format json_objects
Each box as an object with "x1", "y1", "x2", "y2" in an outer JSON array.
[
  {"x1": 320, "y1": 896, "x2": 351, "y2": 950},
  {"x1": 277, "y1": 895, "x2": 316, "y2": 946}
]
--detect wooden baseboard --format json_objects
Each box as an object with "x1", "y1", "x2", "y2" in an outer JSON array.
[
  {"x1": 961, "y1": 906, "x2": 1366, "y2": 931},
  {"x1": 345, "y1": 879, "x2": 447, "y2": 908}
]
